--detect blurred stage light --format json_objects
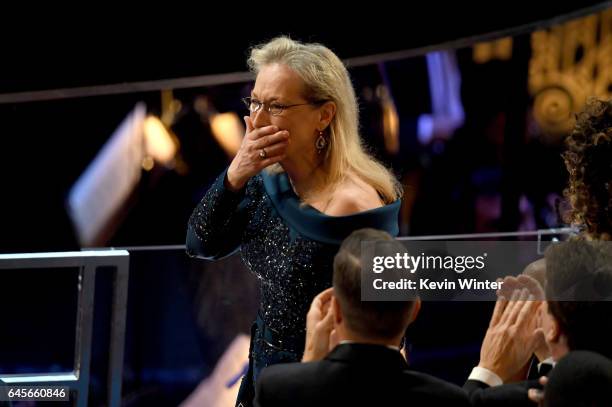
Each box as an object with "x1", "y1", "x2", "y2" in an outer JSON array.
[
  {"x1": 143, "y1": 115, "x2": 179, "y2": 167},
  {"x1": 210, "y1": 112, "x2": 243, "y2": 157},
  {"x1": 67, "y1": 103, "x2": 147, "y2": 246}
]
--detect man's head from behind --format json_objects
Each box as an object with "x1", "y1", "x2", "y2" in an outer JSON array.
[
  {"x1": 542, "y1": 240, "x2": 612, "y2": 360},
  {"x1": 544, "y1": 350, "x2": 612, "y2": 407},
  {"x1": 331, "y1": 228, "x2": 420, "y2": 347}
]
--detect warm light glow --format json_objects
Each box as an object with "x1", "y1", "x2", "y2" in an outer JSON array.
[
  {"x1": 378, "y1": 85, "x2": 400, "y2": 155},
  {"x1": 141, "y1": 156, "x2": 155, "y2": 171},
  {"x1": 529, "y1": 9, "x2": 612, "y2": 136},
  {"x1": 473, "y1": 37, "x2": 513, "y2": 64},
  {"x1": 210, "y1": 112, "x2": 243, "y2": 157},
  {"x1": 143, "y1": 116, "x2": 178, "y2": 165}
]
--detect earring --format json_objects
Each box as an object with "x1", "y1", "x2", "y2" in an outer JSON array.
[{"x1": 315, "y1": 130, "x2": 327, "y2": 153}]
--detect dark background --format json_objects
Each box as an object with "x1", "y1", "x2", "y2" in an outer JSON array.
[{"x1": 0, "y1": 3, "x2": 608, "y2": 405}]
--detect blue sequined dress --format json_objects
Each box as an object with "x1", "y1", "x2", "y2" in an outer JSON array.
[{"x1": 186, "y1": 168, "x2": 400, "y2": 406}]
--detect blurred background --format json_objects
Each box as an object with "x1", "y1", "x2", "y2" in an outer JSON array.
[{"x1": 0, "y1": 3, "x2": 611, "y2": 405}]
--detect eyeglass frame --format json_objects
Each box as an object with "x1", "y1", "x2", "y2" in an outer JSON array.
[{"x1": 242, "y1": 97, "x2": 328, "y2": 116}]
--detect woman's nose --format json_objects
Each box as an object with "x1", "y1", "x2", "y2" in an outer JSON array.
[{"x1": 251, "y1": 109, "x2": 271, "y2": 128}]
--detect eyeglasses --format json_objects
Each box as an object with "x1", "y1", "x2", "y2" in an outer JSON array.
[{"x1": 242, "y1": 97, "x2": 326, "y2": 116}]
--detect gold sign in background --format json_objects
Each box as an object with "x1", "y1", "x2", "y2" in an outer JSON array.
[{"x1": 474, "y1": 9, "x2": 612, "y2": 136}]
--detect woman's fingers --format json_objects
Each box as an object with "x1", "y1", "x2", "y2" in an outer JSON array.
[
  {"x1": 244, "y1": 116, "x2": 254, "y2": 133},
  {"x1": 252, "y1": 130, "x2": 290, "y2": 150},
  {"x1": 246, "y1": 124, "x2": 280, "y2": 140},
  {"x1": 258, "y1": 140, "x2": 289, "y2": 158},
  {"x1": 228, "y1": 120, "x2": 287, "y2": 189},
  {"x1": 236, "y1": 120, "x2": 290, "y2": 174}
]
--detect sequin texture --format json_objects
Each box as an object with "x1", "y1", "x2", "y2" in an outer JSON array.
[{"x1": 187, "y1": 170, "x2": 336, "y2": 364}]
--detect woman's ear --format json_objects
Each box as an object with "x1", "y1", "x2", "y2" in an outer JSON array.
[{"x1": 318, "y1": 101, "x2": 336, "y2": 131}]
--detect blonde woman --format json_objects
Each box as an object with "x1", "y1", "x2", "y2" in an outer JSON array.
[{"x1": 187, "y1": 36, "x2": 402, "y2": 406}]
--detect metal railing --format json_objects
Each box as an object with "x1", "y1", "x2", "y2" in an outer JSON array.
[{"x1": 0, "y1": 250, "x2": 129, "y2": 407}]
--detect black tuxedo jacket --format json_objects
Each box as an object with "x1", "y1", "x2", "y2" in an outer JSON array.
[
  {"x1": 255, "y1": 343, "x2": 470, "y2": 407},
  {"x1": 464, "y1": 378, "x2": 541, "y2": 406}
]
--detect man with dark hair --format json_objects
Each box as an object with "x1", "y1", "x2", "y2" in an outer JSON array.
[
  {"x1": 542, "y1": 240, "x2": 612, "y2": 360},
  {"x1": 254, "y1": 228, "x2": 470, "y2": 407},
  {"x1": 464, "y1": 239, "x2": 612, "y2": 405},
  {"x1": 544, "y1": 350, "x2": 612, "y2": 407},
  {"x1": 330, "y1": 228, "x2": 418, "y2": 345}
]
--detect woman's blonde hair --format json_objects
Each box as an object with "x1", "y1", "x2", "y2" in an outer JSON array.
[{"x1": 247, "y1": 36, "x2": 402, "y2": 203}]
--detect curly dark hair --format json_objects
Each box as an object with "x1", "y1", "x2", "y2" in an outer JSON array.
[{"x1": 563, "y1": 98, "x2": 612, "y2": 240}]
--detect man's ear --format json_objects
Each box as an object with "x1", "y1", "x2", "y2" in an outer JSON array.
[
  {"x1": 318, "y1": 101, "x2": 336, "y2": 131},
  {"x1": 408, "y1": 298, "x2": 421, "y2": 325},
  {"x1": 545, "y1": 316, "x2": 561, "y2": 344},
  {"x1": 331, "y1": 295, "x2": 342, "y2": 326}
]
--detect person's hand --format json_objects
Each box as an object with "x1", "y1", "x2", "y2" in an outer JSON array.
[
  {"x1": 498, "y1": 274, "x2": 551, "y2": 362},
  {"x1": 517, "y1": 274, "x2": 545, "y2": 300},
  {"x1": 527, "y1": 376, "x2": 548, "y2": 405},
  {"x1": 302, "y1": 288, "x2": 335, "y2": 362},
  {"x1": 478, "y1": 287, "x2": 543, "y2": 382},
  {"x1": 497, "y1": 275, "x2": 545, "y2": 301},
  {"x1": 225, "y1": 116, "x2": 289, "y2": 191}
]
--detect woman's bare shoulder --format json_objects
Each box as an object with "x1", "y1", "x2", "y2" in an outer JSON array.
[{"x1": 324, "y1": 176, "x2": 383, "y2": 216}]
